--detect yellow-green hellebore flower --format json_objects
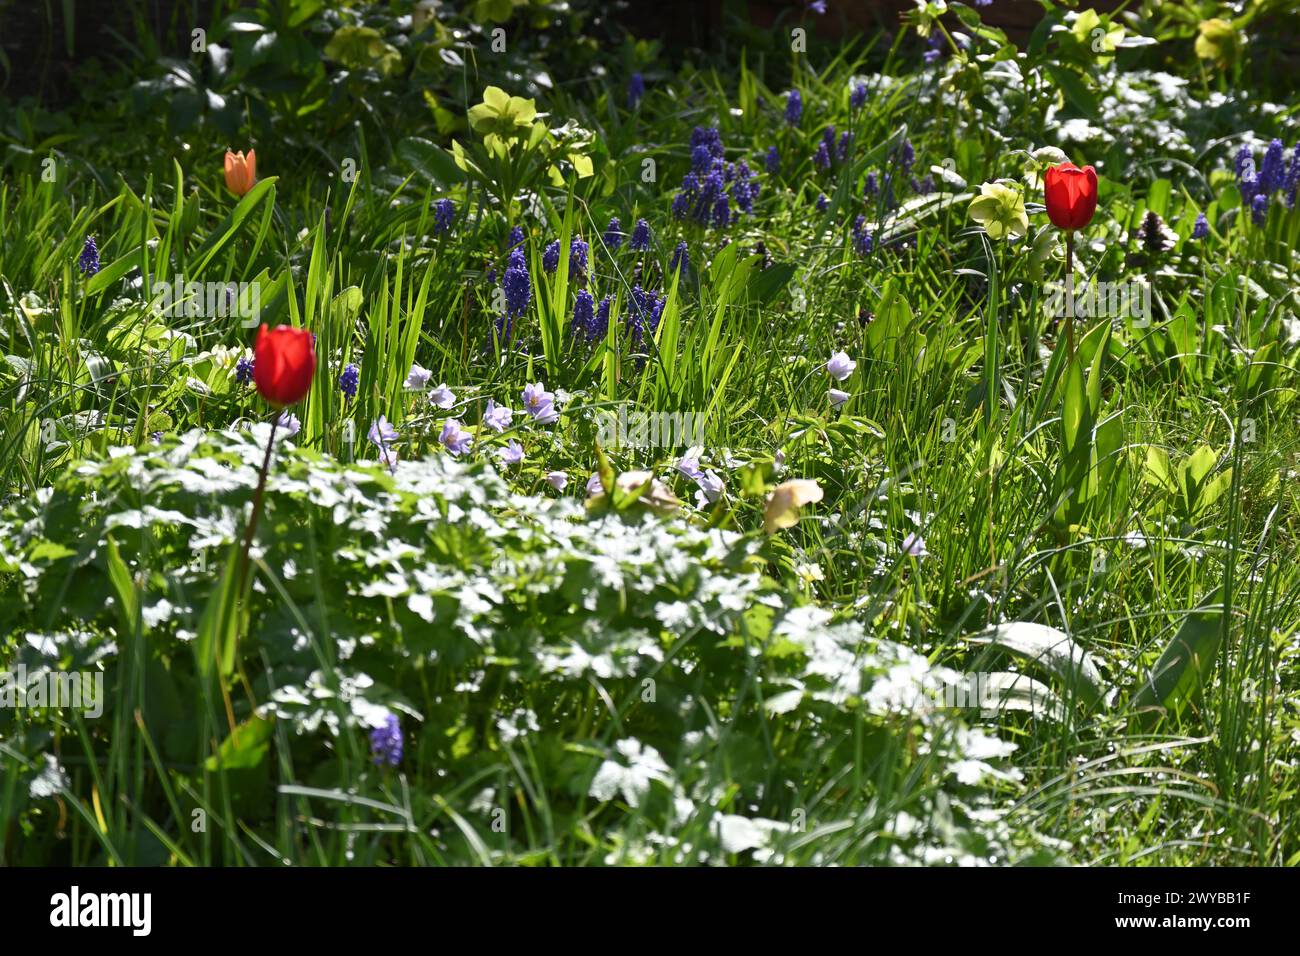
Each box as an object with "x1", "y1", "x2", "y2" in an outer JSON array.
[
  {"x1": 468, "y1": 86, "x2": 538, "y2": 139},
  {"x1": 968, "y1": 182, "x2": 1029, "y2": 240}
]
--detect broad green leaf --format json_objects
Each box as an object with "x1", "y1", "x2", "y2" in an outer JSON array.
[{"x1": 1133, "y1": 589, "x2": 1225, "y2": 725}]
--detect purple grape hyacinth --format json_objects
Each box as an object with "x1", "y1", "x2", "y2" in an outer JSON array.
[
  {"x1": 670, "y1": 241, "x2": 690, "y2": 274},
  {"x1": 433, "y1": 198, "x2": 455, "y2": 234},
  {"x1": 78, "y1": 235, "x2": 100, "y2": 276},
  {"x1": 542, "y1": 240, "x2": 561, "y2": 274},
  {"x1": 604, "y1": 217, "x2": 623, "y2": 251},
  {"x1": 338, "y1": 363, "x2": 359, "y2": 400},
  {"x1": 630, "y1": 218, "x2": 651, "y2": 251},
  {"x1": 785, "y1": 89, "x2": 802, "y2": 126},
  {"x1": 369, "y1": 714, "x2": 403, "y2": 767}
]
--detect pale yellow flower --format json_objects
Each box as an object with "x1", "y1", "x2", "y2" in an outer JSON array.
[
  {"x1": 968, "y1": 181, "x2": 1028, "y2": 240},
  {"x1": 764, "y1": 479, "x2": 824, "y2": 534}
]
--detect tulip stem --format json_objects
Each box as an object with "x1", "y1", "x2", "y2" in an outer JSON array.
[
  {"x1": 1064, "y1": 230, "x2": 1076, "y2": 362},
  {"x1": 237, "y1": 412, "x2": 279, "y2": 608}
]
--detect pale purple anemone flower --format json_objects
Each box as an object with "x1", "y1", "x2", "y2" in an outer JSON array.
[
  {"x1": 826, "y1": 351, "x2": 856, "y2": 381},
  {"x1": 276, "y1": 411, "x2": 301, "y2": 438},
  {"x1": 546, "y1": 471, "x2": 568, "y2": 491},
  {"x1": 522, "y1": 382, "x2": 559, "y2": 424},
  {"x1": 440, "y1": 419, "x2": 473, "y2": 456},
  {"x1": 694, "y1": 470, "x2": 725, "y2": 507},
  {"x1": 404, "y1": 363, "x2": 432, "y2": 391},
  {"x1": 368, "y1": 415, "x2": 399, "y2": 472},
  {"x1": 368, "y1": 415, "x2": 397, "y2": 447},
  {"x1": 828, "y1": 388, "x2": 850, "y2": 408},
  {"x1": 499, "y1": 439, "x2": 524, "y2": 466},
  {"x1": 428, "y1": 383, "x2": 456, "y2": 409},
  {"x1": 586, "y1": 473, "x2": 604, "y2": 495},
  {"x1": 901, "y1": 532, "x2": 928, "y2": 557},
  {"x1": 483, "y1": 399, "x2": 513, "y2": 432},
  {"x1": 676, "y1": 457, "x2": 703, "y2": 480}
]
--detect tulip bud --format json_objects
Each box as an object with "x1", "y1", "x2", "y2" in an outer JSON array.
[{"x1": 224, "y1": 149, "x2": 257, "y2": 197}]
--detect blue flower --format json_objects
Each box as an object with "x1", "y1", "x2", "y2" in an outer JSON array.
[
  {"x1": 924, "y1": 32, "x2": 944, "y2": 64},
  {"x1": 816, "y1": 193, "x2": 828, "y2": 212},
  {"x1": 507, "y1": 225, "x2": 526, "y2": 249},
  {"x1": 338, "y1": 363, "x2": 359, "y2": 400},
  {"x1": 1191, "y1": 213, "x2": 1209, "y2": 240},
  {"x1": 837, "y1": 131, "x2": 853, "y2": 162},
  {"x1": 439, "y1": 419, "x2": 473, "y2": 456},
  {"x1": 572, "y1": 289, "x2": 595, "y2": 338},
  {"x1": 670, "y1": 240, "x2": 690, "y2": 274},
  {"x1": 604, "y1": 216, "x2": 623, "y2": 251},
  {"x1": 569, "y1": 237, "x2": 589, "y2": 277},
  {"x1": 522, "y1": 382, "x2": 559, "y2": 424},
  {"x1": 369, "y1": 714, "x2": 403, "y2": 766},
  {"x1": 691, "y1": 125, "x2": 725, "y2": 160},
  {"x1": 626, "y1": 285, "x2": 665, "y2": 347},
  {"x1": 765, "y1": 145, "x2": 780, "y2": 174},
  {"x1": 733, "y1": 160, "x2": 758, "y2": 213},
  {"x1": 628, "y1": 72, "x2": 645, "y2": 109},
  {"x1": 234, "y1": 356, "x2": 254, "y2": 386},
  {"x1": 900, "y1": 139, "x2": 915, "y2": 176},
  {"x1": 850, "y1": 82, "x2": 868, "y2": 111},
  {"x1": 864, "y1": 171, "x2": 878, "y2": 197},
  {"x1": 1235, "y1": 145, "x2": 1257, "y2": 206},
  {"x1": 1251, "y1": 193, "x2": 1269, "y2": 225},
  {"x1": 1259, "y1": 138, "x2": 1285, "y2": 196},
  {"x1": 691, "y1": 144, "x2": 713, "y2": 172},
  {"x1": 433, "y1": 198, "x2": 455, "y2": 234},
  {"x1": 1285, "y1": 142, "x2": 1300, "y2": 208},
  {"x1": 851, "y1": 215, "x2": 874, "y2": 256},
  {"x1": 542, "y1": 240, "x2": 561, "y2": 274},
  {"x1": 593, "y1": 296, "x2": 611, "y2": 341},
  {"x1": 808, "y1": 0, "x2": 827, "y2": 13},
  {"x1": 814, "y1": 140, "x2": 831, "y2": 169},
  {"x1": 503, "y1": 247, "x2": 531, "y2": 319},
  {"x1": 671, "y1": 190, "x2": 692, "y2": 220},
  {"x1": 630, "y1": 218, "x2": 651, "y2": 251},
  {"x1": 78, "y1": 235, "x2": 100, "y2": 276},
  {"x1": 712, "y1": 194, "x2": 731, "y2": 228},
  {"x1": 785, "y1": 89, "x2": 802, "y2": 126}
]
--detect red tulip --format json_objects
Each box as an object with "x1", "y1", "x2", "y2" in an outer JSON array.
[
  {"x1": 253, "y1": 324, "x2": 316, "y2": 407},
  {"x1": 1043, "y1": 162, "x2": 1098, "y2": 231}
]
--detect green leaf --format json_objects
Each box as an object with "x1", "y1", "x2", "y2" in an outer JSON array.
[
  {"x1": 1132, "y1": 590, "x2": 1225, "y2": 725},
  {"x1": 194, "y1": 542, "x2": 243, "y2": 683},
  {"x1": 204, "y1": 715, "x2": 274, "y2": 771},
  {"x1": 103, "y1": 536, "x2": 139, "y2": 636},
  {"x1": 1046, "y1": 63, "x2": 1098, "y2": 117}
]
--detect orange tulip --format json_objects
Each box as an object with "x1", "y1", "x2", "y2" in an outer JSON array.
[{"x1": 224, "y1": 149, "x2": 257, "y2": 197}]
